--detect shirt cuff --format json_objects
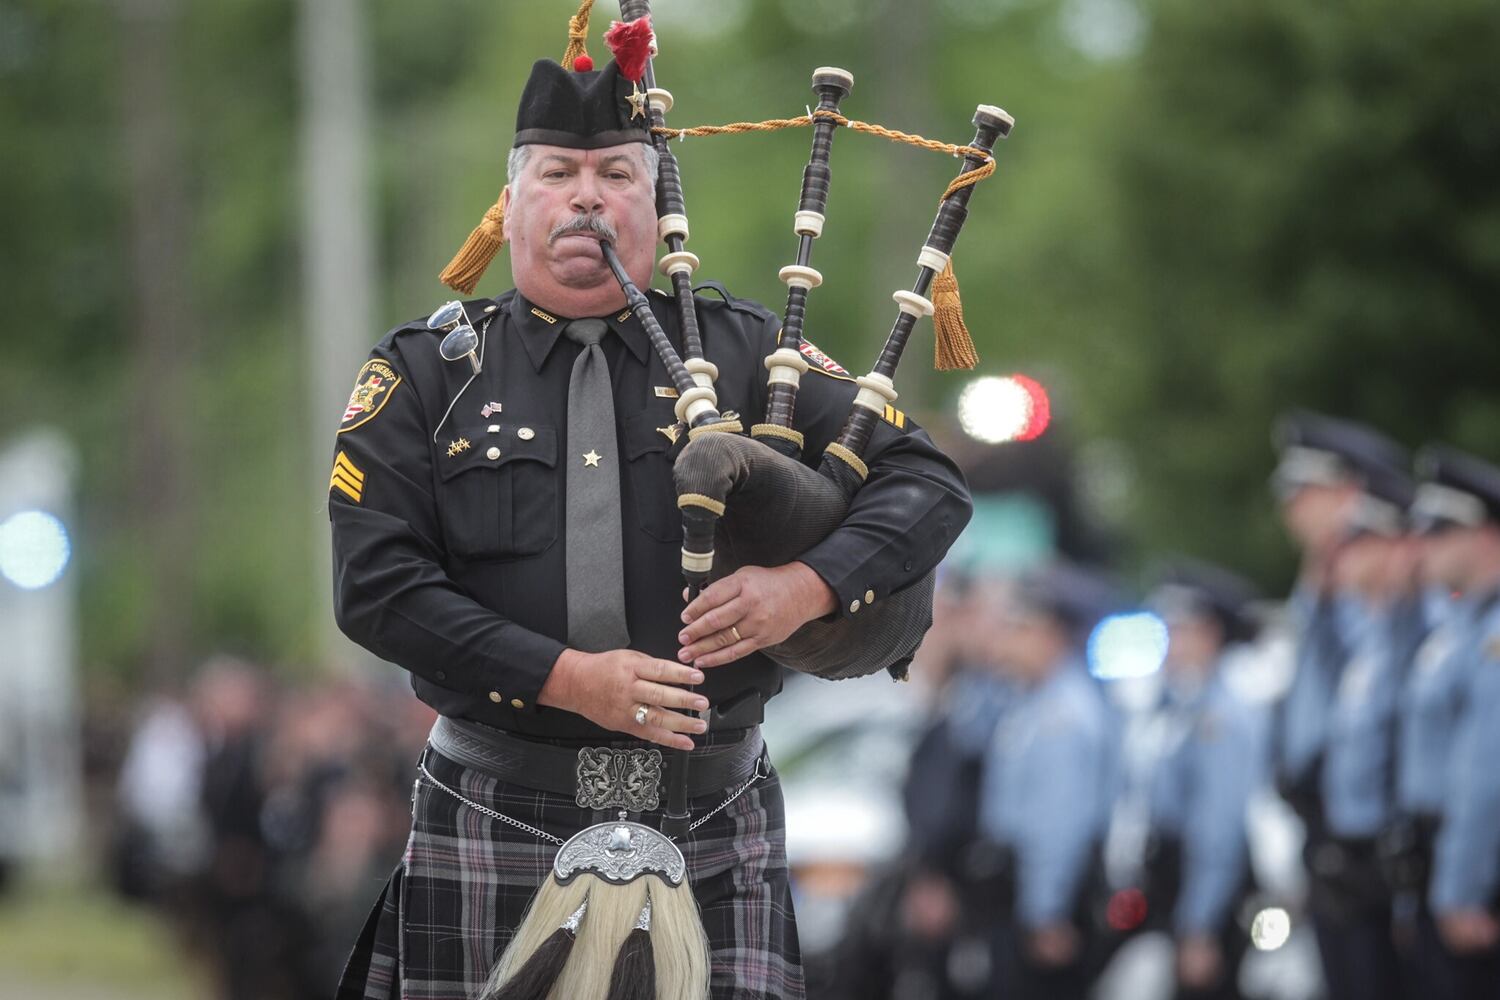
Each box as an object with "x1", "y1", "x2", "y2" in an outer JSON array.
[{"x1": 478, "y1": 626, "x2": 567, "y2": 714}]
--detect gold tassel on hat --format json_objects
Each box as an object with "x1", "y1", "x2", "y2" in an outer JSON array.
[
  {"x1": 931, "y1": 258, "x2": 980, "y2": 371},
  {"x1": 438, "y1": 187, "x2": 507, "y2": 295}
]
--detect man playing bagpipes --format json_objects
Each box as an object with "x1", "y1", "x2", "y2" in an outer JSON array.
[{"x1": 329, "y1": 6, "x2": 1005, "y2": 998}]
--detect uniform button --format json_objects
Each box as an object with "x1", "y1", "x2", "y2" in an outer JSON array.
[
  {"x1": 518, "y1": 427, "x2": 535, "y2": 441},
  {"x1": 436, "y1": 670, "x2": 447, "y2": 681},
  {"x1": 486, "y1": 446, "x2": 501, "y2": 460},
  {"x1": 903, "y1": 559, "x2": 913, "y2": 571},
  {"x1": 510, "y1": 698, "x2": 525, "y2": 710},
  {"x1": 849, "y1": 599, "x2": 861, "y2": 614},
  {"x1": 488, "y1": 691, "x2": 503, "y2": 703},
  {"x1": 484, "y1": 304, "x2": 497, "y2": 313},
  {"x1": 487, "y1": 424, "x2": 501, "y2": 434},
  {"x1": 864, "y1": 589, "x2": 875, "y2": 605}
]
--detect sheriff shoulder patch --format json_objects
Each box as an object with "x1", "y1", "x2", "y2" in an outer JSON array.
[
  {"x1": 800, "y1": 339, "x2": 855, "y2": 382},
  {"x1": 339, "y1": 359, "x2": 402, "y2": 433},
  {"x1": 329, "y1": 450, "x2": 365, "y2": 503}
]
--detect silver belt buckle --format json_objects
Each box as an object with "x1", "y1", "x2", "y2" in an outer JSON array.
[{"x1": 574, "y1": 746, "x2": 664, "y2": 812}]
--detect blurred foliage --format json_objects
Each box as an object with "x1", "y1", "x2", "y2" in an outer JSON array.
[{"x1": 1, "y1": 0, "x2": 1497, "y2": 675}]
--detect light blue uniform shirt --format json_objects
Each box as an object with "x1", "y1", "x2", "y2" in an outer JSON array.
[
  {"x1": 1320, "y1": 597, "x2": 1425, "y2": 838},
  {"x1": 979, "y1": 659, "x2": 1113, "y2": 927},
  {"x1": 1148, "y1": 671, "x2": 1262, "y2": 934},
  {"x1": 1146, "y1": 671, "x2": 1266, "y2": 941},
  {"x1": 1396, "y1": 592, "x2": 1488, "y2": 817},
  {"x1": 1278, "y1": 584, "x2": 1347, "y2": 788},
  {"x1": 1431, "y1": 600, "x2": 1500, "y2": 911}
]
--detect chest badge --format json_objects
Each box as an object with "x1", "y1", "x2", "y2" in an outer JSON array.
[
  {"x1": 583, "y1": 449, "x2": 603, "y2": 468},
  {"x1": 447, "y1": 437, "x2": 472, "y2": 458},
  {"x1": 481, "y1": 401, "x2": 503, "y2": 418},
  {"x1": 656, "y1": 423, "x2": 682, "y2": 446}
]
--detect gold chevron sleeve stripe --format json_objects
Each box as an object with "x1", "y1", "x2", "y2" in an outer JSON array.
[
  {"x1": 330, "y1": 471, "x2": 363, "y2": 503},
  {"x1": 330, "y1": 451, "x2": 365, "y2": 502},
  {"x1": 333, "y1": 451, "x2": 365, "y2": 483}
]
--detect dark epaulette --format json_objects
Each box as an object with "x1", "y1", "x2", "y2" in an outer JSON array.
[
  {"x1": 378, "y1": 294, "x2": 508, "y2": 351},
  {"x1": 691, "y1": 279, "x2": 776, "y2": 322}
]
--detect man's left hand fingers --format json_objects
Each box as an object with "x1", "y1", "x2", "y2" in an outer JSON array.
[
  {"x1": 681, "y1": 575, "x2": 743, "y2": 624},
  {"x1": 690, "y1": 631, "x2": 759, "y2": 669},
  {"x1": 678, "y1": 596, "x2": 746, "y2": 646}
]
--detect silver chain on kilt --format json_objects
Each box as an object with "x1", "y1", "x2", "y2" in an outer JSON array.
[{"x1": 416, "y1": 753, "x2": 770, "y2": 846}]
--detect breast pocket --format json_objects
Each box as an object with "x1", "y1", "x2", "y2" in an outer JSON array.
[
  {"x1": 623, "y1": 410, "x2": 683, "y2": 543},
  {"x1": 436, "y1": 422, "x2": 558, "y2": 559}
]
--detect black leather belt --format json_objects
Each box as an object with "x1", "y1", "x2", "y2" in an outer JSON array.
[{"x1": 429, "y1": 716, "x2": 764, "y2": 813}]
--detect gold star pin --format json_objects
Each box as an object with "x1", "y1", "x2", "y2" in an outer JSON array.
[
  {"x1": 447, "y1": 437, "x2": 471, "y2": 457},
  {"x1": 582, "y1": 449, "x2": 602, "y2": 467},
  {"x1": 627, "y1": 83, "x2": 648, "y2": 120}
]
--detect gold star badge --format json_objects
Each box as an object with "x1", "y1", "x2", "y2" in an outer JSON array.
[
  {"x1": 447, "y1": 437, "x2": 471, "y2": 458},
  {"x1": 627, "y1": 83, "x2": 648, "y2": 120},
  {"x1": 582, "y1": 449, "x2": 602, "y2": 467}
]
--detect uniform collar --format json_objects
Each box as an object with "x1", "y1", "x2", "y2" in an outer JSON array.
[{"x1": 509, "y1": 290, "x2": 651, "y2": 372}]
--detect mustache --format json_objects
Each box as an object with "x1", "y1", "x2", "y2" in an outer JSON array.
[{"x1": 548, "y1": 213, "x2": 618, "y2": 245}]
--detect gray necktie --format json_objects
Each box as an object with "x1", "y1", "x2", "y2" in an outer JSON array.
[{"x1": 563, "y1": 318, "x2": 630, "y2": 652}]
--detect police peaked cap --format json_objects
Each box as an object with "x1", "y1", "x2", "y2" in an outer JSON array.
[
  {"x1": 1271, "y1": 410, "x2": 1410, "y2": 496},
  {"x1": 1411, "y1": 444, "x2": 1500, "y2": 532},
  {"x1": 513, "y1": 59, "x2": 650, "y2": 149},
  {"x1": 1149, "y1": 558, "x2": 1262, "y2": 644},
  {"x1": 1015, "y1": 562, "x2": 1121, "y2": 642}
]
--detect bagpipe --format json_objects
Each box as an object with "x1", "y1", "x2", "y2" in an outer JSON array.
[{"x1": 464, "y1": 3, "x2": 1011, "y2": 997}]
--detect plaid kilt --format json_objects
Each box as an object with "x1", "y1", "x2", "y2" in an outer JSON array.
[{"x1": 337, "y1": 737, "x2": 804, "y2": 1000}]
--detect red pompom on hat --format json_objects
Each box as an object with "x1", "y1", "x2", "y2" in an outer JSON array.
[{"x1": 604, "y1": 16, "x2": 654, "y2": 82}]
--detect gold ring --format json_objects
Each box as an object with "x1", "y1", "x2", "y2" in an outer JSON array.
[{"x1": 730, "y1": 625, "x2": 743, "y2": 644}]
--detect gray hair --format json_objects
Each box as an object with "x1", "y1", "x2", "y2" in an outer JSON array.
[{"x1": 506, "y1": 143, "x2": 659, "y2": 193}]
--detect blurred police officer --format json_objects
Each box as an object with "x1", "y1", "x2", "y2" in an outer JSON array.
[
  {"x1": 1269, "y1": 412, "x2": 1408, "y2": 831},
  {"x1": 1398, "y1": 446, "x2": 1500, "y2": 998},
  {"x1": 1310, "y1": 458, "x2": 1424, "y2": 1000},
  {"x1": 1142, "y1": 561, "x2": 1265, "y2": 1000},
  {"x1": 976, "y1": 563, "x2": 1116, "y2": 1000}
]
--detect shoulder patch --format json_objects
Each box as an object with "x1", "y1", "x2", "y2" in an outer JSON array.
[
  {"x1": 800, "y1": 339, "x2": 857, "y2": 382},
  {"x1": 339, "y1": 359, "x2": 402, "y2": 433},
  {"x1": 883, "y1": 404, "x2": 907, "y2": 429},
  {"x1": 329, "y1": 450, "x2": 365, "y2": 503}
]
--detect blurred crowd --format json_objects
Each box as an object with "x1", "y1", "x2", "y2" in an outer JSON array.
[
  {"x1": 80, "y1": 409, "x2": 1500, "y2": 1000},
  {"x1": 96, "y1": 661, "x2": 434, "y2": 1000},
  {"x1": 819, "y1": 411, "x2": 1500, "y2": 1000}
]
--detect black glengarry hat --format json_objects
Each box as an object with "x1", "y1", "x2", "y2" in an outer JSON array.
[{"x1": 513, "y1": 59, "x2": 649, "y2": 149}]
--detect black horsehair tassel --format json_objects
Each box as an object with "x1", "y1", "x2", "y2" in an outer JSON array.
[
  {"x1": 491, "y1": 897, "x2": 589, "y2": 1000},
  {"x1": 605, "y1": 896, "x2": 657, "y2": 1000}
]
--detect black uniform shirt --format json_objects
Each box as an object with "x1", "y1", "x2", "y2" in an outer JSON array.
[{"x1": 329, "y1": 282, "x2": 972, "y2": 740}]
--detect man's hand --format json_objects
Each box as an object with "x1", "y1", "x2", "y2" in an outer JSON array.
[
  {"x1": 1176, "y1": 934, "x2": 1224, "y2": 990},
  {"x1": 1027, "y1": 922, "x2": 1079, "y2": 967},
  {"x1": 538, "y1": 648, "x2": 708, "y2": 751},
  {"x1": 1438, "y1": 908, "x2": 1500, "y2": 954},
  {"x1": 677, "y1": 562, "x2": 838, "y2": 668}
]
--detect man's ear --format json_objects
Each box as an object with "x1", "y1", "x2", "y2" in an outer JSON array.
[{"x1": 501, "y1": 185, "x2": 513, "y2": 243}]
